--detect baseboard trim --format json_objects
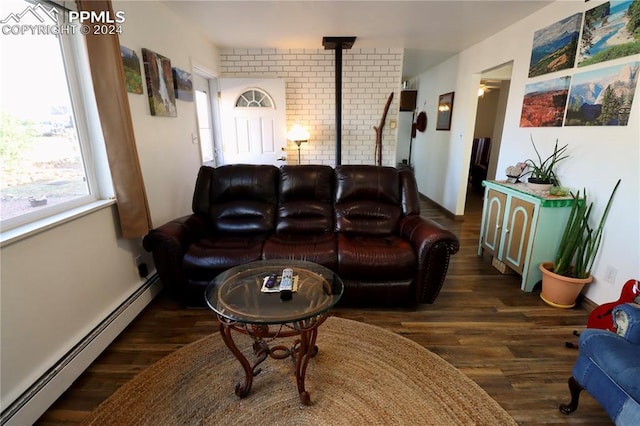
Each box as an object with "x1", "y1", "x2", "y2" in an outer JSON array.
[
  {"x1": 1, "y1": 273, "x2": 162, "y2": 426},
  {"x1": 418, "y1": 193, "x2": 462, "y2": 221},
  {"x1": 581, "y1": 296, "x2": 598, "y2": 313}
]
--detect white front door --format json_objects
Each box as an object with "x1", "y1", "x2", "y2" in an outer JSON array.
[{"x1": 219, "y1": 78, "x2": 287, "y2": 166}]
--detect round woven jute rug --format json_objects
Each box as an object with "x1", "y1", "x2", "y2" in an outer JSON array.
[{"x1": 83, "y1": 317, "x2": 516, "y2": 425}]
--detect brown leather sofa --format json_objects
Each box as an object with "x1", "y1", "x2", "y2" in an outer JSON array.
[{"x1": 143, "y1": 164, "x2": 459, "y2": 307}]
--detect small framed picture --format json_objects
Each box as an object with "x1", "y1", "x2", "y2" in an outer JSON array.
[
  {"x1": 141, "y1": 48, "x2": 177, "y2": 117},
  {"x1": 436, "y1": 92, "x2": 454, "y2": 131},
  {"x1": 172, "y1": 67, "x2": 193, "y2": 102},
  {"x1": 120, "y1": 45, "x2": 143, "y2": 94}
]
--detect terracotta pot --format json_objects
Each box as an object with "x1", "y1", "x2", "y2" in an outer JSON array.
[{"x1": 539, "y1": 262, "x2": 593, "y2": 308}]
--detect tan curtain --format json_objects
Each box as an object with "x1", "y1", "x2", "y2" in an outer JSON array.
[{"x1": 76, "y1": 0, "x2": 152, "y2": 239}]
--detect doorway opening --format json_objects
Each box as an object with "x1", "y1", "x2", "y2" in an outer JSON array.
[
  {"x1": 465, "y1": 61, "x2": 513, "y2": 214},
  {"x1": 193, "y1": 71, "x2": 222, "y2": 166}
]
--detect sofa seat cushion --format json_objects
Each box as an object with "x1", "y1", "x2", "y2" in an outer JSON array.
[
  {"x1": 337, "y1": 234, "x2": 415, "y2": 281},
  {"x1": 262, "y1": 233, "x2": 337, "y2": 270},
  {"x1": 183, "y1": 234, "x2": 266, "y2": 280}
]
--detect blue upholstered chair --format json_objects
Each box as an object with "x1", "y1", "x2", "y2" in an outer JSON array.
[{"x1": 560, "y1": 303, "x2": 640, "y2": 425}]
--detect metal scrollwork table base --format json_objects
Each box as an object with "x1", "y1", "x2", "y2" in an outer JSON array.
[{"x1": 205, "y1": 260, "x2": 343, "y2": 405}]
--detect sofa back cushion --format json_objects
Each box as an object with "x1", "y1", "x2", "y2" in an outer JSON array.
[
  {"x1": 276, "y1": 165, "x2": 334, "y2": 233},
  {"x1": 334, "y1": 165, "x2": 401, "y2": 235},
  {"x1": 192, "y1": 165, "x2": 215, "y2": 215},
  {"x1": 192, "y1": 164, "x2": 278, "y2": 233},
  {"x1": 399, "y1": 169, "x2": 421, "y2": 216}
]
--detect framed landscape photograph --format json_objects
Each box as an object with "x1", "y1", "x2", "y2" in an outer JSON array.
[
  {"x1": 172, "y1": 67, "x2": 193, "y2": 101},
  {"x1": 120, "y1": 45, "x2": 143, "y2": 94},
  {"x1": 528, "y1": 13, "x2": 582, "y2": 78},
  {"x1": 578, "y1": 0, "x2": 640, "y2": 67},
  {"x1": 436, "y1": 92, "x2": 454, "y2": 130},
  {"x1": 565, "y1": 61, "x2": 639, "y2": 126},
  {"x1": 141, "y1": 48, "x2": 177, "y2": 117},
  {"x1": 520, "y1": 76, "x2": 571, "y2": 127}
]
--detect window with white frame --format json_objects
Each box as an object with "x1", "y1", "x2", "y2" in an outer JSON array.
[
  {"x1": 235, "y1": 89, "x2": 274, "y2": 108},
  {"x1": 0, "y1": 0, "x2": 112, "y2": 235}
]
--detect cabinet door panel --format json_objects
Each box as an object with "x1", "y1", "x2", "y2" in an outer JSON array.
[
  {"x1": 481, "y1": 189, "x2": 507, "y2": 257},
  {"x1": 503, "y1": 198, "x2": 535, "y2": 274}
]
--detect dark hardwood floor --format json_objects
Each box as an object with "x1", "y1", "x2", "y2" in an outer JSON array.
[{"x1": 36, "y1": 187, "x2": 612, "y2": 425}]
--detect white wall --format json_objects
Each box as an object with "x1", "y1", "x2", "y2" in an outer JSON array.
[
  {"x1": 411, "y1": 54, "x2": 462, "y2": 209},
  {"x1": 411, "y1": 0, "x2": 640, "y2": 304},
  {"x1": 117, "y1": 1, "x2": 220, "y2": 227},
  {"x1": 0, "y1": 208, "x2": 143, "y2": 411},
  {"x1": 0, "y1": 0, "x2": 219, "y2": 414}
]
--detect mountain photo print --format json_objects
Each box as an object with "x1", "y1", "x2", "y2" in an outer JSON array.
[
  {"x1": 528, "y1": 13, "x2": 582, "y2": 78},
  {"x1": 578, "y1": 0, "x2": 640, "y2": 67},
  {"x1": 565, "y1": 61, "x2": 639, "y2": 126}
]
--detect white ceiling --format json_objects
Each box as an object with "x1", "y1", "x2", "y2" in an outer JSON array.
[{"x1": 163, "y1": 0, "x2": 552, "y2": 81}]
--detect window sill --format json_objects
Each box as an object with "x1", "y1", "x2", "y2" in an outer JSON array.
[{"x1": 0, "y1": 199, "x2": 116, "y2": 247}]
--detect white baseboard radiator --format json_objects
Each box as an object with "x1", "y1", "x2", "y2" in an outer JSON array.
[{"x1": 1, "y1": 274, "x2": 162, "y2": 426}]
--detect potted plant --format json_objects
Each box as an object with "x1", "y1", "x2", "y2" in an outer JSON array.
[
  {"x1": 539, "y1": 179, "x2": 621, "y2": 308},
  {"x1": 524, "y1": 137, "x2": 569, "y2": 191}
]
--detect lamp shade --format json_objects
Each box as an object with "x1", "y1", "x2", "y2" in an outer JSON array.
[{"x1": 287, "y1": 124, "x2": 309, "y2": 142}]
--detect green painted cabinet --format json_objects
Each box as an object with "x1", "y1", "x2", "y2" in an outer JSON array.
[{"x1": 478, "y1": 181, "x2": 574, "y2": 292}]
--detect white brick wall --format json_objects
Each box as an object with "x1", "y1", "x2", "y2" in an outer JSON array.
[{"x1": 220, "y1": 48, "x2": 403, "y2": 166}]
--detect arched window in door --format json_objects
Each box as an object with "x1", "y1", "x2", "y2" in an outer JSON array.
[{"x1": 235, "y1": 89, "x2": 274, "y2": 108}]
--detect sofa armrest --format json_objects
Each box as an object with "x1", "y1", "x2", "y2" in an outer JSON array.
[
  {"x1": 142, "y1": 214, "x2": 211, "y2": 298},
  {"x1": 613, "y1": 303, "x2": 640, "y2": 344},
  {"x1": 399, "y1": 215, "x2": 460, "y2": 304},
  {"x1": 143, "y1": 214, "x2": 209, "y2": 251}
]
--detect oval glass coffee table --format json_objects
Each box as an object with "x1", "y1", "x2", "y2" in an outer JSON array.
[{"x1": 205, "y1": 259, "x2": 344, "y2": 405}]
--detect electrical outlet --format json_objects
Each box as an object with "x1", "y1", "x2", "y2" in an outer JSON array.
[
  {"x1": 134, "y1": 255, "x2": 148, "y2": 277},
  {"x1": 605, "y1": 265, "x2": 618, "y2": 284}
]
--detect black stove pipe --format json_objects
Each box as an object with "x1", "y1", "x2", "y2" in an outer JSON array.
[{"x1": 322, "y1": 37, "x2": 356, "y2": 166}]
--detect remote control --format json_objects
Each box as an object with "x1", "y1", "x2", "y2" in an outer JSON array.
[
  {"x1": 265, "y1": 273, "x2": 277, "y2": 289},
  {"x1": 279, "y1": 268, "x2": 293, "y2": 291},
  {"x1": 280, "y1": 289, "x2": 292, "y2": 301}
]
